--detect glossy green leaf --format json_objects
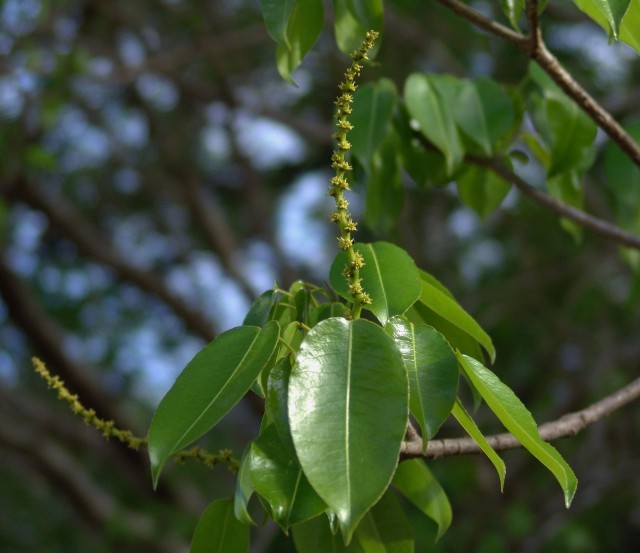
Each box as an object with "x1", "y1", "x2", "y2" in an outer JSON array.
[
  {"x1": 350, "y1": 79, "x2": 397, "y2": 167},
  {"x1": 385, "y1": 316, "x2": 458, "y2": 446},
  {"x1": 451, "y1": 398, "x2": 506, "y2": 491},
  {"x1": 288, "y1": 318, "x2": 409, "y2": 542},
  {"x1": 243, "y1": 289, "x2": 276, "y2": 326},
  {"x1": 266, "y1": 356, "x2": 295, "y2": 451},
  {"x1": 190, "y1": 499, "x2": 249, "y2": 553},
  {"x1": 351, "y1": 490, "x2": 414, "y2": 552},
  {"x1": 334, "y1": 0, "x2": 383, "y2": 55},
  {"x1": 312, "y1": 301, "x2": 351, "y2": 325},
  {"x1": 418, "y1": 280, "x2": 495, "y2": 362},
  {"x1": 250, "y1": 425, "x2": 326, "y2": 529},
  {"x1": 404, "y1": 73, "x2": 464, "y2": 174},
  {"x1": 457, "y1": 164, "x2": 511, "y2": 220},
  {"x1": 276, "y1": 0, "x2": 323, "y2": 85},
  {"x1": 500, "y1": 0, "x2": 525, "y2": 29},
  {"x1": 148, "y1": 321, "x2": 280, "y2": 486},
  {"x1": 392, "y1": 459, "x2": 452, "y2": 541},
  {"x1": 234, "y1": 446, "x2": 256, "y2": 525},
  {"x1": 457, "y1": 354, "x2": 577, "y2": 507},
  {"x1": 619, "y1": 0, "x2": 640, "y2": 52},
  {"x1": 260, "y1": 0, "x2": 298, "y2": 45},
  {"x1": 364, "y1": 131, "x2": 403, "y2": 236},
  {"x1": 572, "y1": 0, "x2": 631, "y2": 39},
  {"x1": 330, "y1": 242, "x2": 422, "y2": 325}
]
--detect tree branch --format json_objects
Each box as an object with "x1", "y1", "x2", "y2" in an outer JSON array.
[
  {"x1": 467, "y1": 154, "x2": 640, "y2": 250},
  {"x1": 2, "y1": 177, "x2": 218, "y2": 340},
  {"x1": 435, "y1": 0, "x2": 640, "y2": 168},
  {"x1": 434, "y1": 0, "x2": 530, "y2": 49},
  {"x1": 401, "y1": 376, "x2": 640, "y2": 458}
]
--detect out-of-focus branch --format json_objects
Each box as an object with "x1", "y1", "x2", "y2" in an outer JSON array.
[
  {"x1": 2, "y1": 177, "x2": 218, "y2": 340},
  {"x1": 402, "y1": 376, "x2": 640, "y2": 458},
  {"x1": 0, "y1": 255, "x2": 137, "y2": 431},
  {"x1": 0, "y1": 414, "x2": 186, "y2": 553}
]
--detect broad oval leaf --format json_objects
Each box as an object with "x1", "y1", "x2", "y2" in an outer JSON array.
[
  {"x1": 350, "y1": 79, "x2": 397, "y2": 167},
  {"x1": 190, "y1": 498, "x2": 249, "y2": 553},
  {"x1": 457, "y1": 353, "x2": 577, "y2": 507},
  {"x1": 364, "y1": 130, "x2": 403, "y2": 236},
  {"x1": 334, "y1": 0, "x2": 383, "y2": 55},
  {"x1": 243, "y1": 289, "x2": 276, "y2": 327},
  {"x1": 385, "y1": 316, "x2": 458, "y2": 447},
  {"x1": 276, "y1": 0, "x2": 323, "y2": 85},
  {"x1": 572, "y1": 0, "x2": 631, "y2": 39},
  {"x1": 457, "y1": 164, "x2": 511, "y2": 220},
  {"x1": 288, "y1": 318, "x2": 409, "y2": 542},
  {"x1": 392, "y1": 459, "x2": 452, "y2": 541},
  {"x1": 451, "y1": 398, "x2": 506, "y2": 491},
  {"x1": 260, "y1": 0, "x2": 298, "y2": 45},
  {"x1": 404, "y1": 73, "x2": 464, "y2": 174},
  {"x1": 266, "y1": 356, "x2": 295, "y2": 451},
  {"x1": 417, "y1": 279, "x2": 495, "y2": 362},
  {"x1": 250, "y1": 425, "x2": 326, "y2": 529},
  {"x1": 148, "y1": 321, "x2": 279, "y2": 486},
  {"x1": 330, "y1": 241, "x2": 421, "y2": 325}
]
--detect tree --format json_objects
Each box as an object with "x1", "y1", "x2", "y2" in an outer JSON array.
[{"x1": 1, "y1": 0, "x2": 639, "y2": 552}]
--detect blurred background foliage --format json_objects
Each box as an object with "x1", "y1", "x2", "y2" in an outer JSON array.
[{"x1": 0, "y1": 0, "x2": 639, "y2": 551}]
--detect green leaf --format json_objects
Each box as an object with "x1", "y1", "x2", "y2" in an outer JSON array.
[
  {"x1": 364, "y1": 130, "x2": 403, "y2": 236},
  {"x1": 288, "y1": 318, "x2": 409, "y2": 542},
  {"x1": 234, "y1": 446, "x2": 256, "y2": 525},
  {"x1": 250, "y1": 425, "x2": 326, "y2": 529},
  {"x1": 190, "y1": 499, "x2": 249, "y2": 553},
  {"x1": 385, "y1": 316, "x2": 458, "y2": 446},
  {"x1": 392, "y1": 459, "x2": 452, "y2": 541},
  {"x1": 148, "y1": 321, "x2": 280, "y2": 487},
  {"x1": 404, "y1": 73, "x2": 464, "y2": 174},
  {"x1": 393, "y1": 105, "x2": 453, "y2": 188},
  {"x1": 417, "y1": 279, "x2": 495, "y2": 362},
  {"x1": 451, "y1": 398, "x2": 506, "y2": 491},
  {"x1": 547, "y1": 170, "x2": 585, "y2": 242},
  {"x1": 436, "y1": 77, "x2": 514, "y2": 157},
  {"x1": 276, "y1": 0, "x2": 323, "y2": 85},
  {"x1": 351, "y1": 490, "x2": 414, "y2": 552},
  {"x1": 350, "y1": 79, "x2": 397, "y2": 167},
  {"x1": 500, "y1": 0, "x2": 525, "y2": 29},
  {"x1": 457, "y1": 354, "x2": 577, "y2": 507},
  {"x1": 528, "y1": 63, "x2": 597, "y2": 178},
  {"x1": 619, "y1": 0, "x2": 640, "y2": 52},
  {"x1": 334, "y1": 0, "x2": 383, "y2": 55},
  {"x1": 260, "y1": 0, "x2": 298, "y2": 45},
  {"x1": 266, "y1": 356, "x2": 295, "y2": 451},
  {"x1": 572, "y1": 0, "x2": 631, "y2": 39},
  {"x1": 330, "y1": 242, "x2": 422, "y2": 325},
  {"x1": 457, "y1": 164, "x2": 511, "y2": 220},
  {"x1": 243, "y1": 290, "x2": 276, "y2": 327}
]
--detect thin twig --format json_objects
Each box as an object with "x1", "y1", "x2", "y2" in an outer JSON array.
[
  {"x1": 435, "y1": 0, "x2": 529, "y2": 49},
  {"x1": 401, "y1": 376, "x2": 640, "y2": 458},
  {"x1": 435, "y1": 0, "x2": 640, "y2": 168},
  {"x1": 525, "y1": 0, "x2": 542, "y2": 53},
  {"x1": 531, "y1": 43, "x2": 640, "y2": 167},
  {"x1": 467, "y1": 154, "x2": 640, "y2": 250}
]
